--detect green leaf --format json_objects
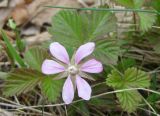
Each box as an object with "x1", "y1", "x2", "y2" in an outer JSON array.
[
  {"x1": 41, "y1": 77, "x2": 63, "y2": 102},
  {"x1": 48, "y1": 10, "x2": 84, "y2": 48},
  {"x1": 86, "y1": 10, "x2": 117, "y2": 40},
  {"x1": 124, "y1": 67, "x2": 150, "y2": 88},
  {"x1": 117, "y1": 91, "x2": 142, "y2": 112},
  {"x1": 138, "y1": 12, "x2": 157, "y2": 31},
  {"x1": 24, "y1": 47, "x2": 49, "y2": 71},
  {"x1": 106, "y1": 67, "x2": 150, "y2": 112},
  {"x1": 114, "y1": 0, "x2": 144, "y2": 8},
  {"x1": 133, "y1": 0, "x2": 144, "y2": 8},
  {"x1": 114, "y1": 0, "x2": 134, "y2": 8},
  {"x1": 107, "y1": 67, "x2": 150, "y2": 89},
  {"x1": 3, "y1": 69, "x2": 42, "y2": 96},
  {"x1": 49, "y1": 10, "x2": 117, "y2": 48},
  {"x1": 117, "y1": 58, "x2": 136, "y2": 72},
  {"x1": 94, "y1": 39, "x2": 121, "y2": 65},
  {"x1": 1, "y1": 30, "x2": 26, "y2": 67},
  {"x1": 7, "y1": 19, "x2": 17, "y2": 30}
]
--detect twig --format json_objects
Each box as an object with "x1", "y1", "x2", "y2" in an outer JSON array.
[
  {"x1": 142, "y1": 97, "x2": 157, "y2": 115},
  {"x1": 16, "y1": 88, "x2": 160, "y2": 109},
  {"x1": 0, "y1": 97, "x2": 52, "y2": 116}
]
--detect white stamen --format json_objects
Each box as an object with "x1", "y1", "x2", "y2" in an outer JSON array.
[{"x1": 67, "y1": 65, "x2": 78, "y2": 75}]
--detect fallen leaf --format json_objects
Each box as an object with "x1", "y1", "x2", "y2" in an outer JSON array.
[
  {"x1": 25, "y1": 32, "x2": 50, "y2": 46},
  {"x1": 27, "y1": 0, "x2": 80, "y2": 26},
  {"x1": 0, "y1": 0, "x2": 8, "y2": 7},
  {"x1": 11, "y1": 6, "x2": 29, "y2": 26}
]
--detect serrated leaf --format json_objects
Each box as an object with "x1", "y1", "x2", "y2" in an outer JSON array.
[
  {"x1": 138, "y1": 12, "x2": 157, "y2": 31},
  {"x1": 106, "y1": 67, "x2": 150, "y2": 112},
  {"x1": 107, "y1": 67, "x2": 150, "y2": 89},
  {"x1": 48, "y1": 10, "x2": 84, "y2": 48},
  {"x1": 94, "y1": 39, "x2": 121, "y2": 65},
  {"x1": 3, "y1": 69, "x2": 42, "y2": 96},
  {"x1": 107, "y1": 69, "x2": 124, "y2": 88},
  {"x1": 41, "y1": 77, "x2": 63, "y2": 102},
  {"x1": 117, "y1": 91, "x2": 142, "y2": 112},
  {"x1": 86, "y1": 11, "x2": 117, "y2": 40},
  {"x1": 48, "y1": 10, "x2": 117, "y2": 48},
  {"x1": 124, "y1": 67, "x2": 150, "y2": 88},
  {"x1": 24, "y1": 47, "x2": 49, "y2": 71}
]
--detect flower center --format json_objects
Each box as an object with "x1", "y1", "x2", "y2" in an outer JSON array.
[{"x1": 67, "y1": 65, "x2": 78, "y2": 75}]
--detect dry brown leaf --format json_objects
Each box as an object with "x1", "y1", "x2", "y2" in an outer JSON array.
[
  {"x1": 0, "y1": 9, "x2": 11, "y2": 28},
  {"x1": 9, "y1": 0, "x2": 25, "y2": 7},
  {"x1": 0, "y1": 0, "x2": 8, "y2": 7},
  {"x1": 11, "y1": 6, "x2": 29, "y2": 26},
  {"x1": 25, "y1": 32, "x2": 50, "y2": 46},
  {"x1": 0, "y1": 0, "x2": 27, "y2": 28},
  {"x1": 27, "y1": 0, "x2": 80, "y2": 26}
]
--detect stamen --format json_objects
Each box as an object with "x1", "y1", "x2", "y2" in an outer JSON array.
[{"x1": 67, "y1": 65, "x2": 78, "y2": 75}]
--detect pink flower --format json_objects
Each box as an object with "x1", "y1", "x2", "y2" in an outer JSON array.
[{"x1": 42, "y1": 42, "x2": 103, "y2": 104}]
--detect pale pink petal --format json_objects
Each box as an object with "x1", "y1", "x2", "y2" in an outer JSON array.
[
  {"x1": 42, "y1": 59, "x2": 65, "y2": 75},
  {"x1": 76, "y1": 75, "x2": 91, "y2": 100},
  {"x1": 81, "y1": 59, "x2": 103, "y2": 73},
  {"x1": 62, "y1": 76, "x2": 74, "y2": 104},
  {"x1": 75, "y1": 42, "x2": 95, "y2": 64},
  {"x1": 50, "y1": 42, "x2": 69, "y2": 64}
]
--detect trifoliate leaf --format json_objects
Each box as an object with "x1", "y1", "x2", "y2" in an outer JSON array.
[
  {"x1": 3, "y1": 69, "x2": 42, "y2": 96},
  {"x1": 41, "y1": 77, "x2": 64, "y2": 102},
  {"x1": 138, "y1": 12, "x2": 157, "y2": 31},
  {"x1": 24, "y1": 47, "x2": 49, "y2": 71},
  {"x1": 106, "y1": 67, "x2": 150, "y2": 112}
]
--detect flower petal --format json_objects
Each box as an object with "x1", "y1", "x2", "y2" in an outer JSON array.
[
  {"x1": 62, "y1": 76, "x2": 74, "y2": 104},
  {"x1": 81, "y1": 59, "x2": 103, "y2": 73},
  {"x1": 76, "y1": 75, "x2": 91, "y2": 100},
  {"x1": 75, "y1": 42, "x2": 95, "y2": 64},
  {"x1": 42, "y1": 59, "x2": 65, "y2": 74},
  {"x1": 50, "y1": 42, "x2": 69, "y2": 64}
]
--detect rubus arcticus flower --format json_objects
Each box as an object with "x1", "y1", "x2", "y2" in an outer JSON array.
[{"x1": 42, "y1": 42, "x2": 103, "y2": 104}]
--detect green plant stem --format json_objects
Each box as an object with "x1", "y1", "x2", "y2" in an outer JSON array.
[{"x1": 44, "y1": 6, "x2": 160, "y2": 15}]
